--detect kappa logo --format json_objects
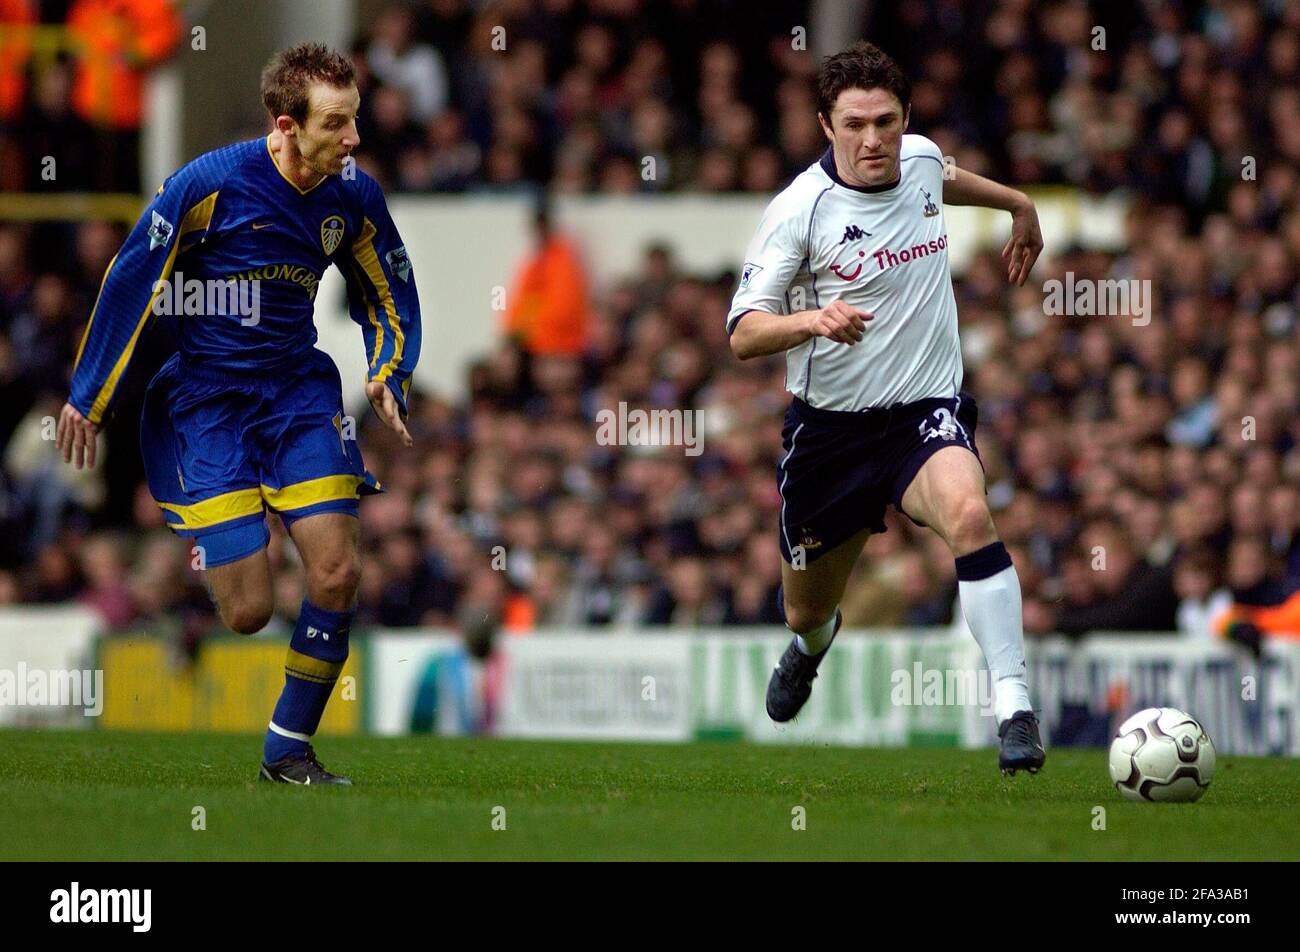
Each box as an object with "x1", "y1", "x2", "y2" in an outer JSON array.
[
  {"x1": 147, "y1": 211, "x2": 174, "y2": 251},
  {"x1": 739, "y1": 261, "x2": 764, "y2": 288},
  {"x1": 799, "y1": 531, "x2": 823, "y2": 550},
  {"x1": 838, "y1": 223, "x2": 870, "y2": 244},
  {"x1": 320, "y1": 215, "x2": 345, "y2": 255},
  {"x1": 306, "y1": 626, "x2": 330, "y2": 641},
  {"x1": 385, "y1": 245, "x2": 412, "y2": 282},
  {"x1": 920, "y1": 187, "x2": 939, "y2": 217}
]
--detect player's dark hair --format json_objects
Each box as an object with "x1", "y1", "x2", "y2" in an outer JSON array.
[
  {"x1": 261, "y1": 43, "x2": 356, "y2": 125},
  {"x1": 817, "y1": 41, "x2": 910, "y2": 124}
]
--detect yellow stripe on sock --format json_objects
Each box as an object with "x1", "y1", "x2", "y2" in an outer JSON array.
[{"x1": 285, "y1": 648, "x2": 344, "y2": 684}]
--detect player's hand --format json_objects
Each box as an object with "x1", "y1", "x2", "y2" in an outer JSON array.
[
  {"x1": 1003, "y1": 199, "x2": 1043, "y2": 286},
  {"x1": 365, "y1": 379, "x2": 413, "y2": 447},
  {"x1": 808, "y1": 300, "x2": 873, "y2": 345},
  {"x1": 55, "y1": 401, "x2": 100, "y2": 469}
]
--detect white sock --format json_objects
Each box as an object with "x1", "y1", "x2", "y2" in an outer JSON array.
[
  {"x1": 957, "y1": 549, "x2": 1032, "y2": 725},
  {"x1": 795, "y1": 608, "x2": 838, "y2": 656}
]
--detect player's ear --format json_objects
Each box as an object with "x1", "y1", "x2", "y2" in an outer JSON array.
[
  {"x1": 903, "y1": 106, "x2": 910, "y2": 132},
  {"x1": 817, "y1": 111, "x2": 833, "y2": 142}
]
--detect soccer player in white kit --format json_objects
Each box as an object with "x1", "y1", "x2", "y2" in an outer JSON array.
[{"x1": 728, "y1": 42, "x2": 1047, "y2": 774}]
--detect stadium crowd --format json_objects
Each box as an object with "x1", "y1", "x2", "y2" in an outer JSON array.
[
  {"x1": 0, "y1": 0, "x2": 1297, "y2": 650},
  {"x1": 345, "y1": 0, "x2": 1300, "y2": 210}
]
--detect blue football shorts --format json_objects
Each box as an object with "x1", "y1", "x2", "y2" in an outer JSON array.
[{"x1": 140, "y1": 348, "x2": 382, "y2": 567}]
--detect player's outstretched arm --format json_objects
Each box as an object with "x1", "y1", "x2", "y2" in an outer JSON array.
[
  {"x1": 730, "y1": 300, "x2": 874, "y2": 360},
  {"x1": 942, "y1": 166, "x2": 1043, "y2": 286},
  {"x1": 61, "y1": 165, "x2": 214, "y2": 467},
  {"x1": 341, "y1": 175, "x2": 422, "y2": 443}
]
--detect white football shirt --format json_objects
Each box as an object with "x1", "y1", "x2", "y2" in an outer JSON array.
[{"x1": 728, "y1": 134, "x2": 962, "y2": 410}]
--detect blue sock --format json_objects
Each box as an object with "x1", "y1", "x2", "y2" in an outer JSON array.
[{"x1": 263, "y1": 599, "x2": 353, "y2": 764}]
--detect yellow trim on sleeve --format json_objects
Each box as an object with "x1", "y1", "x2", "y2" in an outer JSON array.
[
  {"x1": 87, "y1": 240, "x2": 179, "y2": 424},
  {"x1": 180, "y1": 192, "x2": 219, "y2": 238},
  {"x1": 348, "y1": 258, "x2": 384, "y2": 369},
  {"x1": 86, "y1": 191, "x2": 220, "y2": 424},
  {"x1": 260, "y1": 475, "x2": 364, "y2": 513},
  {"x1": 350, "y1": 216, "x2": 405, "y2": 383},
  {"x1": 73, "y1": 250, "x2": 119, "y2": 372},
  {"x1": 157, "y1": 486, "x2": 264, "y2": 530}
]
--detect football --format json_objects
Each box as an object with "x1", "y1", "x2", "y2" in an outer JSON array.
[{"x1": 1108, "y1": 707, "x2": 1217, "y2": 802}]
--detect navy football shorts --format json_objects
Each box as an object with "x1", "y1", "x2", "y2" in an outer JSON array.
[
  {"x1": 140, "y1": 348, "x2": 382, "y2": 567},
  {"x1": 776, "y1": 391, "x2": 982, "y2": 565}
]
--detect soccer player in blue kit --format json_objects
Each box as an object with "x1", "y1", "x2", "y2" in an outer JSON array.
[{"x1": 56, "y1": 44, "x2": 421, "y2": 785}]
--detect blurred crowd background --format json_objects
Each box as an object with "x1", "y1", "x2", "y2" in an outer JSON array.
[{"x1": 0, "y1": 0, "x2": 1297, "y2": 651}]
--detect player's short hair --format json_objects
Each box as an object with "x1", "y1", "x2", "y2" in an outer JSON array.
[
  {"x1": 817, "y1": 41, "x2": 910, "y2": 122},
  {"x1": 261, "y1": 43, "x2": 356, "y2": 125}
]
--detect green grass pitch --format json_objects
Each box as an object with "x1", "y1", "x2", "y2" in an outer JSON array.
[{"x1": 3, "y1": 729, "x2": 1298, "y2": 860}]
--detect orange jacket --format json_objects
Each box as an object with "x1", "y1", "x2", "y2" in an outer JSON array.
[
  {"x1": 0, "y1": 0, "x2": 34, "y2": 122},
  {"x1": 503, "y1": 235, "x2": 589, "y2": 356},
  {"x1": 502, "y1": 592, "x2": 535, "y2": 633},
  {"x1": 67, "y1": 0, "x2": 181, "y2": 129},
  {"x1": 1214, "y1": 590, "x2": 1300, "y2": 641}
]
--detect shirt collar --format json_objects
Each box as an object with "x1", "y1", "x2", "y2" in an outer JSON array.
[{"x1": 819, "y1": 147, "x2": 902, "y2": 193}]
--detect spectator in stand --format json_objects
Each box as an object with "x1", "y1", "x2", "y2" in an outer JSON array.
[
  {"x1": 643, "y1": 556, "x2": 727, "y2": 627},
  {"x1": 65, "y1": 0, "x2": 182, "y2": 190},
  {"x1": 1051, "y1": 522, "x2": 1180, "y2": 636},
  {"x1": 366, "y1": 3, "x2": 449, "y2": 125},
  {"x1": 1213, "y1": 536, "x2": 1300, "y2": 653},
  {"x1": 502, "y1": 202, "x2": 589, "y2": 357},
  {"x1": 0, "y1": 0, "x2": 32, "y2": 115},
  {"x1": 0, "y1": 0, "x2": 35, "y2": 189},
  {"x1": 77, "y1": 531, "x2": 137, "y2": 628},
  {"x1": 1173, "y1": 547, "x2": 1232, "y2": 640}
]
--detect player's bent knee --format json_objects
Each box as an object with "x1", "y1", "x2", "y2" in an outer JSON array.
[
  {"x1": 221, "y1": 600, "x2": 273, "y2": 635},
  {"x1": 783, "y1": 599, "x2": 836, "y2": 635},
  {"x1": 944, "y1": 496, "x2": 997, "y2": 553},
  {"x1": 309, "y1": 554, "x2": 362, "y2": 605}
]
